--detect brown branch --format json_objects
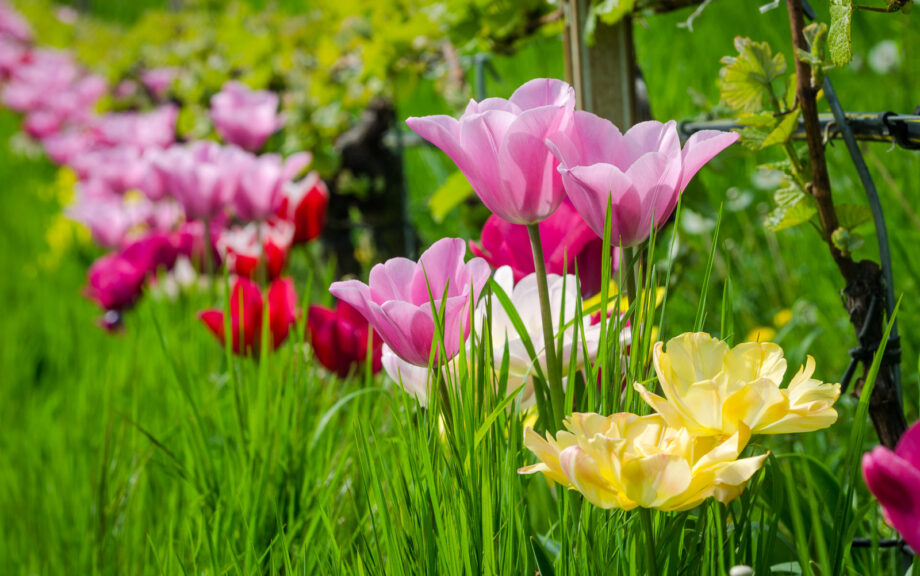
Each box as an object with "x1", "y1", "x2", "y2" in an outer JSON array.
[{"x1": 785, "y1": 0, "x2": 906, "y2": 448}]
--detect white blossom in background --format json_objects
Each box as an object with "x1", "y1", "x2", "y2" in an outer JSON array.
[
  {"x1": 382, "y1": 345, "x2": 433, "y2": 406},
  {"x1": 868, "y1": 40, "x2": 901, "y2": 75}
]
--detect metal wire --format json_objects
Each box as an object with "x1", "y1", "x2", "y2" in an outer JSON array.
[{"x1": 679, "y1": 113, "x2": 920, "y2": 149}]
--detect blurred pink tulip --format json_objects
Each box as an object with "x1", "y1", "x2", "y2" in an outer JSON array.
[
  {"x1": 66, "y1": 190, "x2": 151, "y2": 249},
  {"x1": 140, "y1": 67, "x2": 177, "y2": 100},
  {"x1": 93, "y1": 104, "x2": 177, "y2": 150},
  {"x1": 407, "y1": 78, "x2": 575, "y2": 225},
  {"x1": 70, "y1": 146, "x2": 148, "y2": 194},
  {"x1": 41, "y1": 129, "x2": 98, "y2": 165},
  {"x1": 470, "y1": 198, "x2": 616, "y2": 297},
  {"x1": 0, "y1": 36, "x2": 27, "y2": 77},
  {"x1": 234, "y1": 152, "x2": 310, "y2": 222},
  {"x1": 210, "y1": 81, "x2": 283, "y2": 151},
  {"x1": 863, "y1": 421, "x2": 920, "y2": 552},
  {"x1": 329, "y1": 237, "x2": 491, "y2": 366},
  {"x1": 153, "y1": 141, "x2": 249, "y2": 221},
  {"x1": 0, "y1": 3, "x2": 32, "y2": 43},
  {"x1": 547, "y1": 112, "x2": 738, "y2": 247}
]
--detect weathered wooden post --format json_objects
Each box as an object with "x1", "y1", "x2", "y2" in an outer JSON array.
[{"x1": 562, "y1": 0, "x2": 639, "y2": 127}]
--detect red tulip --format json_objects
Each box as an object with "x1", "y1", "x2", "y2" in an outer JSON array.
[
  {"x1": 307, "y1": 301, "x2": 382, "y2": 378},
  {"x1": 199, "y1": 277, "x2": 298, "y2": 356},
  {"x1": 217, "y1": 220, "x2": 293, "y2": 281},
  {"x1": 277, "y1": 171, "x2": 328, "y2": 244}
]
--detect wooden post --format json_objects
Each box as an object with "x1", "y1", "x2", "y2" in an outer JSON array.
[{"x1": 563, "y1": 0, "x2": 639, "y2": 128}]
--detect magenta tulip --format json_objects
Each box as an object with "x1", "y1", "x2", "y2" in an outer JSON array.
[
  {"x1": 470, "y1": 198, "x2": 616, "y2": 297},
  {"x1": 406, "y1": 78, "x2": 575, "y2": 225},
  {"x1": 0, "y1": 36, "x2": 27, "y2": 77},
  {"x1": 863, "y1": 421, "x2": 920, "y2": 552},
  {"x1": 547, "y1": 112, "x2": 739, "y2": 247},
  {"x1": 210, "y1": 81, "x2": 284, "y2": 151},
  {"x1": 329, "y1": 237, "x2": 491, "y2": 366},
  {"x1": 234, "y1": 152, "x2": 311, "y2": 222}
]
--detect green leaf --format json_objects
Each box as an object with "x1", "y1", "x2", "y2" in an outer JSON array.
[
  {"x1": 764, "y1": 187, "x2": 817, "y2": 231},
  {"x1": 828, "y1": 0, "x2": 854, "y2": 66},
  {"x1": 836, "y1": 203, "x2": 873, "y2": 229},
  {"x1": 428, "y1": 170, "x2": 473, "y2": 223},
  {"x1": 762, "y1": 109, "x2": 801, "y2": 147},
  {"x1": 832, "y1": 227, "x2": 864, "y2": 254},
  {"x1": 719, "y1": 37, "x2": 787, "y2": 114}
]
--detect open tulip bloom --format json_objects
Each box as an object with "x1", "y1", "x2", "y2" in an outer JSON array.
[
  {"x1": 520, "y1": 412, "x2": 767, "y2": 511},
  {"x1": 329, "y1": 237, "x2": 491, "y2": 367},
  {"x1": 210, "y1": 81, "x2": 284, "y2": 152},
  {"x1": 863, "y1": 421, "x2": 920, "y2": 552},
  {"x1": 635, "y1": 332, "x2": 840, "y2": 436},
  {"x1": 406, "y1": 78, "x2": 575, "y2": 225},
  {"x1": 546, "y1": 112, "x2": 739, "y2": 247}
]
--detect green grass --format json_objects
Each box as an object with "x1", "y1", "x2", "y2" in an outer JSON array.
[{"x1": 1, "y1": 1, "x2": 918, "y2": 574}]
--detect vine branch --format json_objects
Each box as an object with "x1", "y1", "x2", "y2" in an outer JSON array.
[{"x1": 784, "y1": 0, "x2": 906, "y2": 448}]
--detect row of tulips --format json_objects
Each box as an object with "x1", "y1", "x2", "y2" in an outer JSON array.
[
  {"x1": 1, "y1": 2, "x2": 914, "y2": 557},
  {"x1": 0, "y1": 2, "x2": 327, "y2": 333}
]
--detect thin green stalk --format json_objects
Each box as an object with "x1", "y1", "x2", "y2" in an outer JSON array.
[
  {"x1": 639, "y1": 507, "x2": 659, "y2": 576},
  {"x1": 526, "y1": 224, "x2": 564, "y2": 432},
  {"x1": 621, "y1": 246, "x2": 638, "y2": 309}
]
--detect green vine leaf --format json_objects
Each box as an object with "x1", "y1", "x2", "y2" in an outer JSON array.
[
  {"x1": 719, "y1": 37, "x2": 787, "y2": 114},
  {"x1": 829, "y1": 0, "x2": 854, "y2": 66},
  {"x1": 836, "y1": 204, "x2": 874, "y2": 229},
  {"x1": 764, "y1": 186, "x2": 817, "y2": 232},
  {"x1": 832, "y1": 227, "x2": 864, "y2": 255}
]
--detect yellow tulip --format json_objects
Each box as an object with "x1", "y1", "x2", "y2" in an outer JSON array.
[
  {"x1": 635, "y1": 332, "x2": 840, "y2": 436},
  {"x1": 519, "y1": 412, "x2": 766, "y2": 511}
]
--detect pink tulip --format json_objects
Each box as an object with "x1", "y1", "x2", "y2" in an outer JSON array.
[
  {"x1": 70, "y1": 146, "x2": 148, "y2": 194},
  {"x1": 234, "y1": 152, "x2": 311, "y2": 222},
  {"x1": 470, "y1": 198, "x2": 616, "y2": 297},
  {"x1": 863, "y1": 421, "x2": 920, "y2": 552},
  {"x1": 210, "y1": 81, "x2": 283, "y2": 151},
  {"x1": 0, "y1": 36, "x2": 27, "y2": 77},
  {"x1": 140, "y1": 67, "x2": 177, "y2": 100},
  {"x1": 329, "y1": 237, "x2": 491, "y2": 366},
  {"x1": 153, "y1": 141, "x2": 249, "y2": 221},
  {"x1": 41, "y1": 129, "x2": 98, "y2": 165},
  {"x1": 2, "y1": 50, "x2": 80, "y2": 112},
  {"x1": 406, "y1": 78, "x2": 575, "y2": 225},
  {"x1": 546, "y1": 112, "x2": 738, "y2": 247},
  {"x1": 0, "y1": 4, "x2": 32, "y2": 43},
  {"x1": 66, "y1": 190, "x2": 151, "y2": 249},
  {"x1": 93, "y1": 105, "x2": 177, "y2": 150}
]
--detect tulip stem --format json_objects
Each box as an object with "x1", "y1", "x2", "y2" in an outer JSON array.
[
  {"x1": 639, "y1": 507, "x2": 659, "y2": 576},
  {"x1": 621, "y1": 246, "x2": 638, "y2": 309},
  {"x1": 527, "y1": 224, "x2": 564, "y2": 432}
]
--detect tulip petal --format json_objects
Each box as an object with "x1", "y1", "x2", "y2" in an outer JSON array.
[
  {"x1": 863, "y1": 447, "x2": 920, "y2": 551},
  {"x1": 679, "y1": 130, "x2": 739, "y2": 192}
]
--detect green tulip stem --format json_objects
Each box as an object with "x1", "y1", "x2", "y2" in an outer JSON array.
[
  {"x1": 640, "y1": 507, "x2": 659, "y2": 576},
  {"x1": 527, "y1": 223, "x2": 564, "y2": 432}
]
